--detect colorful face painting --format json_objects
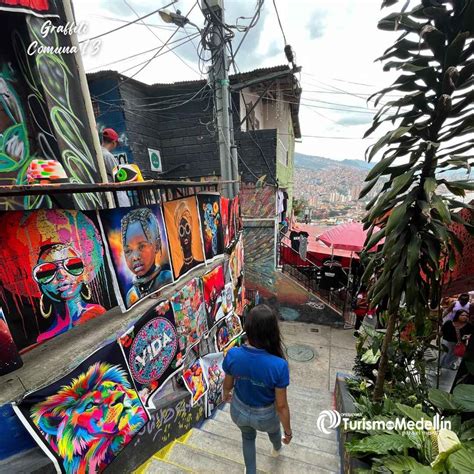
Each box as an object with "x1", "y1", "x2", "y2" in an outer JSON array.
[
  {"x1": 202, "y1": 265, "x2": 225, "y2": 325},
  {"x1": 220, "y1": 197, "x2": 230, "y2": 248},
  {"x1": 170, "y1": 278, "x2": 208, "y2": 354},
  {"x1": 13, "y1": 344, "x2": 148, "y2": 474},
  {"x1": 197, "y1": 193, "x2": 224, "y2": 261},
  {"x1": 163, "y1": 196, "x2": 205, "y2": 280},
  {"x1": 201, "y1": 352, "x2": 224, "y2": 416},
  {"x1": 0, "y1": 210, "x2": 116, "y2": 350},
  {"x1": 215, "y1": 314, "x2": 243, "y2": 352},
  {"x1": 182, "y1": 359, "x2": 208, "y2": 407},
  {"x1": 118, "y1": 300, "x2": 180, "y2": 407},
  {"x1": 99, "y1": 206, "x2": 173, "y2": 310}
]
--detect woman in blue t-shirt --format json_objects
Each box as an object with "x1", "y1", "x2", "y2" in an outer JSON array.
[{"x1": 223, "y1": 305, "x2": 292, "y2": 474}]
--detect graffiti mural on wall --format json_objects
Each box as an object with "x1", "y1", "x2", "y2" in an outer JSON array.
[
  {"x1": 0, "y1": 209, "x2": 116, "y2": 350},
  {"x1": 0, "y1": 0, "x2": 59, "y2": 17},
  {"x1": 240, "y1": 183, "x2": 276, "y2": 218},
  {"x1": 13, "y1": 344, "x2": 149, "y2": 474},
  {"x1": 243, "y1": 225, "x2": 276, "y2": 293},
  {"x1": 0, "y1": 13, "x2": 105, "y2": 210}
]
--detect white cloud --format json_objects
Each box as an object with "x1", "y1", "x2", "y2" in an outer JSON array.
[{"x1": 75, "y1": 0, "x2": 401, "y2": 161}]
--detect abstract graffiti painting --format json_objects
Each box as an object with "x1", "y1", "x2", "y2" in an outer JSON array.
[
  {"x1": 182, "y1": 358, "x2": 208, "y2": 407},
  {"x1": 0, "y1": 0, "x2": 58, "y2": 16},
  {"x1": 201, "y1": 352, "x2": 224, "y2": 416},
  {"x1": 163, "y1": 196, "x2": 205, "y2": 280},
  {"x1": 13, "y1": 344, "x2": 148, "y2": 474},
  {"x1": 0, "y1": 210, "x2": 116, "y2": 350},
  {"x1": 170, "y1": 278, "x2": 208, "y2": 355},
  {"x1": 99, "y1": 205, "x2": 173, "y2": 310},
  {"x1": 202, "y1": 265, "x2": 225, "y2": 325},
  {"x1": 197, "y1": 193, "x2": 223, "y2": 261},
  {"x1": 220, "y1": 196, "x2": 230, "y2": 248},
  {"x1": 118, "y1": 300, "x2": 181, "y2": 408}
]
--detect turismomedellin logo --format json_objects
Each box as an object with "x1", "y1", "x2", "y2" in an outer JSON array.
[{"x1": 316, "y1": 410, "x2": 342, "y2": 434}]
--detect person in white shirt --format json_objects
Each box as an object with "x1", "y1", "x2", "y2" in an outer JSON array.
[{"x1": 443, "y1": 293, "x2": 470, "y2": 323}]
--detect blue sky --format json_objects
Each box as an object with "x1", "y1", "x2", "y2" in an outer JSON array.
[{"x1": 75, "y1": 0, "x2": 400, "y2": 161}]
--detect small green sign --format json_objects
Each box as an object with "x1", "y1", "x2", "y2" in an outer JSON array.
[{"x1": 148, "y1": 148, "x2": 162, "y2": 172}]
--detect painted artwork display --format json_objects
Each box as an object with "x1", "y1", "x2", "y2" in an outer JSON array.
[
  {"x1": 99, "y1": 205, "x2": 173, "y2": 310},
  {"x1": 215, "y1": 314, "x2": 243, "y2": 352},
  {"x1": 0, "y1": 210, "x2": 116, "y2": 350},
  {"x1": 197, "y1": 193, "x2": 224, "y2": 261},
  {"x1": 182, "y1": 358, "x2": 208, "y2": 407},
  {"x1": 228, "y1": 198, "x2": 237, "y2": 245},
  {"x1": 202, "y1": 265, "x2": 225, "y2": 325},
  {"x1": 202, "y1": 352, "x2": 224, "y2": 416},
  {"x1": 118, "y1": 301, "x2": 181, "y2": 407},
  {"x1": 13, "y1": 344, "x2": 148, "y2": 474},
  {"x1": 170, "y1": 278, "x2": 208, "y2": 354},
  {"x1": 230, "y1": 235, "x2": 244, "y2": 285},
  {"x1": 220, "y1": 196, "x2": 230, "y2": 248},
  {"x1": 0, "y1": 307, "x2": 23, "y2": 375},
  {"x1": 163, "y1": 196, "x2": 205, "y2": 280},
  {"x1": 222, "y1": 282, "x2": 235, "y2": 316},
  {"x1": 0, "y1": 0, "x2": 58, "y2": 17}
]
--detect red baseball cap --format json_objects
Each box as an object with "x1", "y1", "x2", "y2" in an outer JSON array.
[{"x1": 103, "y1": 128, "x2": 119, "y2": 142}]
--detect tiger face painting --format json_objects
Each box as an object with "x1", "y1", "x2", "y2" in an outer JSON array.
[{"x1": 31, "y1": 362, "x2": 148, "y2": 473}]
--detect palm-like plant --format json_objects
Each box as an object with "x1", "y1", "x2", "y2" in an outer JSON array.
[{"x1": 362, "y1": 0, "x2": 474, "y2": 401}]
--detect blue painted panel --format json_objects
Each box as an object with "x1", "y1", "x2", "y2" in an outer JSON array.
[{"x1": 0, "y1": 404, "x2": 35, "y2": 460}]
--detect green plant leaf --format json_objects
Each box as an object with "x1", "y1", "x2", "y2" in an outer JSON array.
[
  {"x1": 396, "y1": 403, "x2": 426, "y2": 422},
  {"x1": 428, "y1": 388, "x2": 460, "y2": 412},
  {"x1": 446, "y1": 447, "x2": 474, "y2": 473},
  {"x1": 452, "y1": 385, "x2": 474, "y2": 411},
  {"x1": 381, "y1": 454, "x2": 434, "y2": 473},
  {"x1": 361, "y1": 348, "x2": 381, "y2": 364},
  {"x1": 431, "y1": 429, "x2": 463, "y2": 470},
  {"x1": 346, "y1": 433, "x2": 415, "y2": 455}
]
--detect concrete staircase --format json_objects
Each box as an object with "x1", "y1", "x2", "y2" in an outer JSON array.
[{"x1": 136, "y1": 385, "x2": 340, "y2": 473}]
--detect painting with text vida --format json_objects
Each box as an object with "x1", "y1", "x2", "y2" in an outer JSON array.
[
  {"x1": 118, "y1": 300, "x2": 181, "y2": 408},
  {"x1": 0, "y1": 210, "x2": 116, "y2": 351},
  {"x1": 0, "y1": 0, "x2": 58, "y2": 16},
  {"x1": 99, "y1": 206, "x2": 173, "y2": 310},
  {"x1": 197, "y1": 193, "x2": 224, "y2": 261},
  {"x1": 163, "y1": 196, "x2": 205, "y2": 280},
  {"x1": 13, "y1": 343, "x2": 148, "y2": 474}
]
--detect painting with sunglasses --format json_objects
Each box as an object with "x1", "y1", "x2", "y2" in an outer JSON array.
[
  {"x1": 13, "y1": 343, "x2": 148, "y2": 474},
  {"x1": 163, "y1": 196, "x2": 205, "y2": 280},
  {"x1": 99, "y1": 206, "x2": 173, "y2": 310},
  {"x1": 118, "y1": 300, "x2": 181, "y2": 408},
  {"x1": 0, "y1": 210, "x2": 116, "y2": 351},
  {"x1": 197, "y1": 193, "x2": 224, "y2": 261}
]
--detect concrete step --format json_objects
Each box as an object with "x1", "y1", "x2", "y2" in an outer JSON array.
[
  {"x1": 200, "y1": 418, "x2": 340, "y2": 471},
  {"x1": 214, "y1": 408, "x2": 339, "y2": 447},
  {"x1": 220, "y1": 402, "x2": 337, "y2": 441},
  {"x1": 141, "y1": 456, "x2": 191, "y2": 473},
  {"x1": 186, "y1": 428, "x2": 328, "y2": 474},
  {"x1": 166, "y1": 441, "x2": 258, "y2": 473},
  {"x1": 287, "y1": 385, "x2": 334, "y2": 402}
]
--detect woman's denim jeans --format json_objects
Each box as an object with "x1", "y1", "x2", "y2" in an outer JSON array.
[{"x1": 230, "y1": 394, "x2": 282, "y2": 474}]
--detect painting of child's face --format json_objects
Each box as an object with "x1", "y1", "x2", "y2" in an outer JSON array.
[{"x1": 124, "y1": 221, "x2": 156, "y2": 277}]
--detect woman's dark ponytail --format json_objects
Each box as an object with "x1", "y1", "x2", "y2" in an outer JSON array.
[{"x1": 244, "y1": 304, "x2": 285, "y2": 359}]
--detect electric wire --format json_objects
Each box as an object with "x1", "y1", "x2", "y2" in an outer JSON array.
[
  {"x1": 272, "y1": 0, "x2": 288, "y2": 45},
  {"x1": 79, "y1": 0, "x2": 177, "y2": 43}
]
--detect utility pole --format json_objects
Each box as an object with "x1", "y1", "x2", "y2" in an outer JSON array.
[{"x1": 202, "y1": 0, "x2": 238, "y2": 198}]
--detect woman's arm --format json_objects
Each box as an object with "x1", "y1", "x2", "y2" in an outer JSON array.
[
  {"x1": 275, "y1": 387, "x2": 292, "y2": 444},
  {"x1": 223, "y1": 374, "x2": 234, "y2": 402}
]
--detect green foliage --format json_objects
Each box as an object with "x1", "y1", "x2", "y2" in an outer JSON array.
[
  {"x1": 361, "y1": 0, "x2": 474, "y2": 321},
  {"x1": 428, "y1": 385, "x2": 474, "y2": 413},
  {"x1": 347, "y1": 433, "x2": 415, "y2": 455}
]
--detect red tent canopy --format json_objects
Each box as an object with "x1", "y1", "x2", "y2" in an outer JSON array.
[{"x1": 317, "y1": 222, "x2": 383, "y2": 253}]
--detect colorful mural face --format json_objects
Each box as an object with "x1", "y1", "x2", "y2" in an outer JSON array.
[
  {"x1": 202, "y1": 265, "x2": 225, "y2": 325},
  {"x1": 197, "y1": 193, "x2": 223, "y2": 261},
  {"x1": 170, "y1": 278, "x2": 208, "y2": 354},
  {"x1": 118, "y1": 301, "x2": 180, "y2": 407},
  {"x1": 100, "y1": 206, "x2": 173, "y2": 310},
  {"x1": 113, "y1": 164, "x2": 143, "y2": 184},
  {"x1": 163, "y1": 196, "x2": 205, "y2": 280},
  {"x1": 13, "y1": 344, "x2": 148, "y2": 474},
  {"x1": 0, "y1": 210, "x2": 116, "y2": 350}
]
